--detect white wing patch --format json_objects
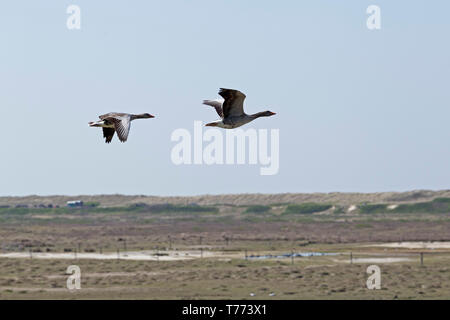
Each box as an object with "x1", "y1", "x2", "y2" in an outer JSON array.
[
  {"x1": 203, "y1": 99, "x2": 224, "y2": 118},
  {"x1": 203, "y1": 99, "x2": 223, "y2": 108}
]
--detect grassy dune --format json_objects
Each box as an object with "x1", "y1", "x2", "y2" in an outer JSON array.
[{"x1": 2, "y1": 189, "x2": 450, "y2": 207}]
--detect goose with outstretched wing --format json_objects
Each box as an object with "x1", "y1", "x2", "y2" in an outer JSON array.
[
  {"x1": 89, "y1": 112, "x2": 154, "y2": 143},
  {"x1": 203, "y1": 88, "x2": 276, "y2": 129}
]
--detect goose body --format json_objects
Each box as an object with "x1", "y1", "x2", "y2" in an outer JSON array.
[
  {"x1": 89, "y1": 112, "x2": 154, "y2": 143},
  {"x1": 203, "y1": 88, "x2": 276, "y2": 129}
]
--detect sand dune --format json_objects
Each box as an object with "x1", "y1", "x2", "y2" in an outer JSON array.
[{"x1": 1, "y1": 190, "x2": 450, "y2": 207}]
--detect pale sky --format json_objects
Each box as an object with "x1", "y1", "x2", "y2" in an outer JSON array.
[{"x1": 1, "y1": 1, "x2": 450, "y2": 196}]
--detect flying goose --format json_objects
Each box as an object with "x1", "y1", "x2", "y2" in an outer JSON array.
[
  {"x1": 89, "y1": 112, "x2": 154, "y2": 143},
  {"x1": 203, "y1": 88, "x2": 276, "y2": 129}
]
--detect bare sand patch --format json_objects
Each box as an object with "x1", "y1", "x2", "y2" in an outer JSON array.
[
  {"x1": 0, "y1": 250, "x2": 240, "y2": 261},
  {"x1": 367, "y1": 241, "x2": 450, "y2": 249},
  {"x1": 347, "y1": 257, "x2": 413, "y2": 264},
  {"x1": 31, "y1": 215, "x2": 53, "y2": 219},
  {"x1": 333, "y1": 256, "x2": 414, "y2": 264}
]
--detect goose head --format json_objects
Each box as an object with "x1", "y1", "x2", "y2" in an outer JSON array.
[
  {"x1": 262, "y1": 111, "x2": 276, "y2": 117},
  {"x1": 253, "y1": 110, "x2": 276, "y2": 118},
  {"x1": 131, "y1": 113, "x2": 155, "y2": 120}
]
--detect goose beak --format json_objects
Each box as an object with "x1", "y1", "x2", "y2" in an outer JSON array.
[
  {"x1": 205, "y1": 122, "x2": 217, "y2": 127},
  {"x1": 269, "y1": 112, "x2": 276, "y2": 116}
]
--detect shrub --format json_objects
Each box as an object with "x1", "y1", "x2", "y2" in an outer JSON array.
[
  {"x1": 126, "y1": 203, "x2": 218, "y2": 214},
  {"x1": 392, "y1": 198, "x2": 450, "y2": 214},
  {"x1": 333, "y1": 206, "x2": 344, "y2": 214},
  {"x1": 358, "y1": 198, "x2": 450, "y2": 214},
  {"x1": 359, "y1": 204, "x2": 388, "y2": 214},
  {"x1": 84, "y1": 202, "x2": 100, "y2": 207},
  {"x1": 244, "y1": 205, "x2": 271, "y2": 214},
  {"x1": 432, "y1": 197, "x2": 450, "y2": 203},
  {"x1": 0, "y1": 203, "x2": 219, "y2": 216}
]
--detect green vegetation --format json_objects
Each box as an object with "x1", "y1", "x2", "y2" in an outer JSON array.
[
  {"x1": 284, "y1": 203, "x2": 332, "y2": 214},
  {"x1": 3, "y1": 197, "x2": 450, "y2": 221},
  {"x1": 333, "y1": 206, "x2": 345, "y2": 214},
  {"x1": 358, "y1": 198, "x2": 450, "y2": 214},
  {"x1": 126, "y1": 203, "x2": 218, "y2": 214},
  {"x1": 84, "y1": 202, "x2": 100, "y2": 207},
  {"x1": 0, "y1": 203, "x2": 218, "y2": 216},
  {"x1": 244, "y1": 205, "x2": 271, "y2": 214},
  {"x1": 359, "y1": 204, "x2": 388, "y2": 214},
  {"x1": 392, "y1": 197, "x2": 450, "y2": 214}
]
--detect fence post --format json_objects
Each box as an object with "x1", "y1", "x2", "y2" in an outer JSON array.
[
  {"x1": 245, "y1": 249, "x2": 248, "y2": 260},
  {"x1": 420, "y1": 252, "x2": 424, "y2": 266},
  {"x1": 200, "y1": 248, "x2": 203, "y2": 258},
  {"x1": 350, "y1": 252, "x2": 353, "y2": 264},
  {"x1": 291, "y1": 250, "x2": 294, "y2": 265}
]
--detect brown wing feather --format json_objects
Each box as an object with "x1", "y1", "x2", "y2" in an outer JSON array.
[
  {"x1": 218, "y1": 88, "x2": 246, "y2": 118},
  {"x1": 102, "y1": 127, "x2": 115, "y2": 144}
]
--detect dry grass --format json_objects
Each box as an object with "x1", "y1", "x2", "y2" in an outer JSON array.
[
  {"x1": 1, "y1": 245, "x2": 450, "y2": 299},
  {"x1": 1, "y1": 192, "x2": 450, "y2": 299}
]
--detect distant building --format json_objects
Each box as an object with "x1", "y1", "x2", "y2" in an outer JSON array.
[{"x1": 67, "y1": 200, "x2": 83, "y2": 208}]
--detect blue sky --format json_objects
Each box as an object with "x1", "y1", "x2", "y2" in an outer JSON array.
[{"x1": 1, "y1": 1, "x2": 450, "y2": 196}]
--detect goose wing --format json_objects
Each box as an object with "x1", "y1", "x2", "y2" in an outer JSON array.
[
  {"x1": 218, "y1": 88, "x2": 246, "y2": 118},
  {"x1": 102, "y1": 127, "x2": 115, "y2": 144},
  {"x1": 98, "y1": 113, "x2": 131, "y2": 142},
  {"x1": 110, "y1": 116, "x2": 131, "y2": 142},
  {"x1": 203, "y1": 99, "x2": 224, "y2": 118},
  {"x1": 99, "y1": 112, "x2": 127, "y2": 120}
]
